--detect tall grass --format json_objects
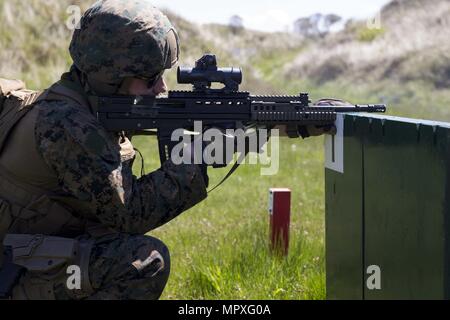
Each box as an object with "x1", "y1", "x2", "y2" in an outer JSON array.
[
  {"x1": 0, "y1": 0, "x2": 93, "y2": 88},
  {"x1": 133, "y1": 135, "x2": 327, "y2": 299},
  {"x1": 286, "y1": 0, "x2": 450, "y2": 88},
  {"x1": 1, "y1": 0, "x2": 448, "y2": 300}
]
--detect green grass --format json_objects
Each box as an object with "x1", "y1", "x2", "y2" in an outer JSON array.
[
  {"x1": 282, "y1": 79, "x2": 450, "y2": 122},
  {"x1": 131, "y1": 48, "x2": 449, "y2": 300},
  {"x1": 357, "y1": 27, "x2": 386, "y2": 42},
  {"x1": 251, "y1": 48, "x2": 304, "y2": 81},
  {"x1": 133, "y1": 135, "x2": 326, "y2": 299},
  {"x1": 2, "y1": 0, "x2": 449, "y2": 300},
  {"x1": 132, "y1": 57, "x2": 449, "y2": 300}
]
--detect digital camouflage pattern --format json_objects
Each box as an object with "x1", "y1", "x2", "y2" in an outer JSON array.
[
  {"x1": 34, "y1": 99, "x2": 207, "y2": 234},
  {"x1": 10, "y1": 95, "x2": 207, "y2": 300},
  {"x1": 70, "y1": 0, "x2": 179, "y2": 84},
  {"x1": 2, "y1": 0, "x2": 204, "y2": 300},
  {"x1": 53, "y1": 233, "x2": 171, "y2": 300}
]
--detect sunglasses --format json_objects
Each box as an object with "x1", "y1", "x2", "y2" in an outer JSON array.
[{"x1": 136, "y1": 70, "x2": 165, "y2": 88}]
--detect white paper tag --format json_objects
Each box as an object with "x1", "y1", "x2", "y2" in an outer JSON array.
[
  {"x1": 268, "y1": 190, "x2": 274, "y2": 215},
  {"x1": 325, "y1": 114, "x2": 344, "y2": 173}
]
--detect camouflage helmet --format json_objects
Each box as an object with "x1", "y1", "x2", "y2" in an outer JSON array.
[{"x1": 69, "y1": 0, "x2": 179, "y2": 85}]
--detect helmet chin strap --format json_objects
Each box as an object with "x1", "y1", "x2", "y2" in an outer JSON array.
[
  {"x1": 165, "y1": 28, "x2": 180, "y2": 68},
  {"x1": 85, "y1": 75, "x2": 123, "y2": 96},
  {"x1": 73, "y1": 67, "x2": 123, "y2": 96},
  {"x1": 116, "y1": 78, "x2": 135, "y2": 95}
]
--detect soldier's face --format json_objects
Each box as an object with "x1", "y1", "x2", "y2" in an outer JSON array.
[{"x1": 127, "y1": 77, "x2": 167, "y2": 96}]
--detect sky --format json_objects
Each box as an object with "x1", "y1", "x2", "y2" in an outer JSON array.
[{"x1": 150, "y1": 0, "x2": 392, "y2": 32}]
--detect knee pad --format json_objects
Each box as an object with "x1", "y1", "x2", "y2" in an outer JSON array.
[
  {"x1": 133, "y1": 236, "x2": 170, "y2": 275},
  {"x1": 87, "y1": 234, "x2": 171, "y2": 300}
]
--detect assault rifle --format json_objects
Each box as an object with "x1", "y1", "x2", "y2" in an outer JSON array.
[{"x1": 94, "y1": 54, "x2": 386, "y2": 171}]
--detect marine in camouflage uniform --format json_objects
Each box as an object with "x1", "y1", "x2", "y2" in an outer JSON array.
[{"x1": 0, "y1": 0, "x2": 207, "y2": 300}]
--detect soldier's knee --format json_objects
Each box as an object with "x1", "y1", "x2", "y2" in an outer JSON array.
[
  {"x1": 134, "y1": 235, "x2": 171, "y2": 282},
  {"x1": 88, "y1": 233, "x2": 171, "y2": 300},
  {"x1": 119, "y1": 235, "x2": 171, "y2": 300}
]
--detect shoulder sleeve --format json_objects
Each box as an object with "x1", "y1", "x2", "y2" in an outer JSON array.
[{"x1": 34, "y1": 101, "x2": 207, "y2": 233}]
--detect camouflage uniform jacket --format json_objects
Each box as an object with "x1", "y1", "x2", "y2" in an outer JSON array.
[{"x1": 30, "y1": 92, "x2": 208, "y2": 235}]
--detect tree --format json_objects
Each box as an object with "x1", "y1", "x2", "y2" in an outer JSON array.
[
  {"x1": 294, "y1": 13, "x2": 342, "y2": 38},
  {"x1": 229, "y1": 15, "x2": 244, "y2": 34}
]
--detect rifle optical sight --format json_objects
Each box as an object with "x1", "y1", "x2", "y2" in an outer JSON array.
[{"x1": 177, "y1": 54, "x2": 242, "y2": 91}]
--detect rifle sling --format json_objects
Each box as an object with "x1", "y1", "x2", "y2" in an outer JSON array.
[{"x1": 207, "y1": 160, "x2": 242, "y2": 193}]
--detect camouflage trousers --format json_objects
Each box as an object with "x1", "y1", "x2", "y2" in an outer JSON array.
[{"x1": 11, "y1": 233, "x2": 171, "y2": 300}]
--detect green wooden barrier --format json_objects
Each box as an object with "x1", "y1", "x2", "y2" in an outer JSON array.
[{"x1": 325, "y1": 114, "x2": 450, "y2": 300}]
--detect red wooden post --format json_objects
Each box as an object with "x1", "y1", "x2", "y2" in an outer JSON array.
[{"x1": 269, "y1": 188, "x2": 291, "y2": 256}]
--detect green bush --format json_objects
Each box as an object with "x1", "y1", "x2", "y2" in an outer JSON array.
[{"x1": 357, "y1": 27, "x2": 386, "y2": 42}]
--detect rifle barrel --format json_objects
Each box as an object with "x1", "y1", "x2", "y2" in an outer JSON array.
[{"x1": 309, "y1": 104, "x2": 387, "y2": 113}]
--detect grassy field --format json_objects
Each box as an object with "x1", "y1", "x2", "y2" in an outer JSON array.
[
  {"x1": 135, "y1": 67, "x2": 449, "y2": 301},
  {"x1": 134, "y1": 51, "x2": 449, "y2": 300},
  {"x1": 1, "y1": 0, "x2": 448, "y2": 300},
  {"x1": 133, "y1": 135, "x2": 327, "y2": 300}
]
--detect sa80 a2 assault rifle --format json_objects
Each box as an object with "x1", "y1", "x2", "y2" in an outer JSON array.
[{"x1": 94, "y1": 54, "x2": 386, "y2": 171}]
